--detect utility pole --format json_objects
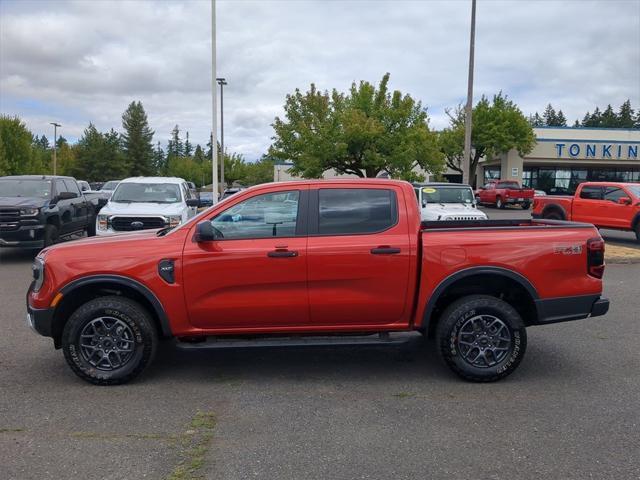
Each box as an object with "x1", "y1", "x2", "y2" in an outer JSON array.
[
  {"x1": 462, "y1": 0, "x2": 476, "y2": 186},
  {"x1": 216, "y1": 77, "x2": 227, "y2": 189},
  {"x1": 211, "y1": 0, "x2": 219, "y2": 202},
  {"x1": 50, "y1": 122, "x2": 61, "y2": 176}
]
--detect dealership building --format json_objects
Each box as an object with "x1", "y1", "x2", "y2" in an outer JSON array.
[
  {"x1": 478, "y1": 127, "x2": 640, "y2": 193},
  {"x1": 274, "y1": 126, "x2": 640, "y2": 193}
]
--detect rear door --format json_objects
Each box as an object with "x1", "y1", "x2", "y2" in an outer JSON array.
[
  {"x1": 572, "y1": 185, "x2": 604, "y2": 225},
  {"x1": 64, "y1": 179, "x2": 90, "y2": 231},
  {"x1": 182, "y1": 187, "x2": 309, "y2": 329},
  {"x1": 306, "y1": 186, "x2": 412, "y2": 327}
]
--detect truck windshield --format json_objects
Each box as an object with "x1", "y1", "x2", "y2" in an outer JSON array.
[
  {"x1": 0, "y1": 179, "x2": 51, "y2": 198},
  {"x1": 423, "y1": 186, "x2": 474, "y2": 204},
  {"x1": 111, "y1": 183, "x2": 182, "y2": 204}
]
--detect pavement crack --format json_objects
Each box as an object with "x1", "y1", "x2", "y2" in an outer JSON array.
[{"x1": 166, "y1": 411, "x2": 216, "y2": 480}]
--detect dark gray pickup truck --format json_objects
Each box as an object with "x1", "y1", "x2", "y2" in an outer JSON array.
[{"x1": 0, "y1": 175, "x2": 107, "y2": 249}]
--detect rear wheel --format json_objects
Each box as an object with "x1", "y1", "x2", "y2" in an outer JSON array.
[
  {"x1": 62, "y1": 296, "x2": 158, "y2": 385},
  {"x1": 496, "y1": 197, "x2": 505, "y2": 209},
  {"x1": 635, "y1": 224, "x2": 640, "y2": 243},
  {"x1": 436, "y1": 295, "x2": 527, "y2": 382},
  {"x1": 542, "y1": 210, "x2": 563, "y2": 220},
  {"x1": 521, "y1": 201, "x2": 531, "y2": 210}
]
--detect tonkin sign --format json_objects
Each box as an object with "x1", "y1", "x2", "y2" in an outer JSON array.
[{"x1": 555, "y1": 143, "x2": 639, "y2": 160}]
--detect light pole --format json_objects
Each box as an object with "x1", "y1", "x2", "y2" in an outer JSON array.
[
  {"x1": 211, "y1": 0, "x2": 219, "y2": 202},
  {"x1": 216, "y1": 77, "x2": 227, "y2": 189},
  {"x1": 462, "y1": 0, "x2": 476, "y2": 186},
  {"x1": 50, "y1": 122, "x2": 61, "y2": 176}
]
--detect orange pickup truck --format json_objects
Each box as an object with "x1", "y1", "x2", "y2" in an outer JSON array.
[{"x1": 533, "y1": 182, "x2": 640, "y2": 243}]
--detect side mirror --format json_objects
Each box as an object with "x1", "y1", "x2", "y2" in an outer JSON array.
[
  {"x1": 618, "y1": 197, "x2": 632, "y2": 205},
  {"x1": 195, "y1": 221, "x2": 222, "y2": 242},
  {"x1": 57, "y1": 191, "x2": 77, "y2": 201},
  {"x1": 186, "y1": 199, "x2": 201, "y2": 208}
]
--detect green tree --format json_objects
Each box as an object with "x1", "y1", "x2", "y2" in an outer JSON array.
[
  {"x1": 542, "y1": 104, "x2": 557, "y2": 126},
  {"x1": 600, "y1": 104, "x2": 617, "y2": 127},
  {"x1": 244, "y1": 157, "x2": 275, "y2": 186},
  {"x1": 0, "y1": 115, "x2": 34, "y2": 174},
  {"x1": 556, "y1": 110, "x2": 567, "y2": 126},
  {"x1": 445, "y1": 93, "x2": 535, "y2": 187},
  {"x1": 439, "y1": 106, "x2": 465, "y2": 174},
  {"x1": 221, "y1": 152, "x2": 246, "y2": 188},
  {"x1": 193, "y1": 144, "x2": 206, "y2": 164},
  {"x1": 121, "y1": 101, "x2": 154, "y2": 176},
  {"x1": 617, "y1": 100, "x2": 635, "y2": 128},
  {"x1": 269, "y1": 73, "x2": 444, "y2": 181},
  {"x1": 167, "y1": 125, "x2": 183, "y2": 159},
  {"x1": 529, "y1": 112, "x2": 544, "y2": 127},
  {"x1": 153, "y1": 141, "x2": 166, "y2": 174},
  {"x1": 184, "y1": 131, "x2": 193, "y2": 157}
]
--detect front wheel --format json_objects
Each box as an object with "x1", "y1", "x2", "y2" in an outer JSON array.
[
  {"x1": 62, "y1": 296, "x2": 158, "y2": 385},
  {"x1": 521, "y1": 202, "x2": 531, "y2": 210},
  {"x1": 43, "y1": 224, "x2": 59, "y2": 247},
  {"x1": 496, "y1": 197, "x2": 505, "y2": 209},
  {"x1": 436, "y1": 295, "x2": 527, "y2": 382}
]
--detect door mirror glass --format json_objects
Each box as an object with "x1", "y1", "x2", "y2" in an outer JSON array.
[
  {"x1": 57, "y1": 191, "x2": 77, "y2": 200},
  {"x1": 618, "y1": 197, "x2": 632, "y2": 205},
  {"x1": 186, "y1": 199, "x2": 200, "y2": 208},
  {"x1": 195, "y1": 221, "x2": 223, "y2": 242}
]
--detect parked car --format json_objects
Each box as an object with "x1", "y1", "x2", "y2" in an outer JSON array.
[
  {"x1": 186, "y1": 181, "x2": 199, "y2": 200},
  {"x1": 413, "y1": 183, "x2": 487, "y2": 221},
  {"x1": 77, "y1": 180, "x2": 91, "y2": 192},
  {"x1": 221, "y1": 187, "x2": 245, "y2": 200},
  {"x1": 533, "y1": 181, "x2": 640, "y2": 242},
  {"x1": 99, "y1": 180, "x2": 121, "y2": 198},
  {"x1": 198, "y1": 191, "x2": 214, "y2": 208},
  {"x1": 0, "y1": 175, "x2": 100, "y2": 248},
  {"x1": 95, "y1": 177, "x2": 200, "y2": 236},
  {"x1": 476, "y1": 180, "x2": 534, "y2": 209},
  {"x1": 89, "y1": 182, "x2": 104, "y2": 191},
  {"x1": 27, "y1": 179, "x2": 609, "y2": 385}
]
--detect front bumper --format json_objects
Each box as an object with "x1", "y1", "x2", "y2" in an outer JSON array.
[
  {"x1": 0, "y1": 224, "x2": 45, "y2": 248},
  {"x1": 535, "y1": 294, "x2": 609, "y2": 325},
  {"x1": 27, "y1": 304, "x2": 54, "y2": 337}
]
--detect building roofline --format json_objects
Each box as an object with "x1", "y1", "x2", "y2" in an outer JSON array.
[{"x1": 534, "y1": 126, "x2": 640, "y2": 132}]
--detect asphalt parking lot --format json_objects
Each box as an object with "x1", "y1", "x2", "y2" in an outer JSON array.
[{"x1": 1, "y1": 232, "x2": 639, "y2": 479}]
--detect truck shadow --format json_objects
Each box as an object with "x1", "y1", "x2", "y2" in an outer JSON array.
[{"x1": 0, "y1": 248, "x2": 38, "y2": 264}]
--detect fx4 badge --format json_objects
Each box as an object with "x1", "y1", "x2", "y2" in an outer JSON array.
[{"x1": 554, "y1": 245, "x2": 583, "y2": 255}]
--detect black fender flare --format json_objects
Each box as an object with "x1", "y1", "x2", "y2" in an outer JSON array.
[
  {"x1": 421, "y1": 266, "x2": 540, "y2": 331},
  {"x1": 59, "y1": 274, "x2": 172, "y2": 337},
  {"x1": 541, "y1": 203, "x2": 567, "y2": 220}
]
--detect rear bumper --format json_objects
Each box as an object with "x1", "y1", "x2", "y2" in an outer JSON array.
[{"x1": 534, "y1": 294, "x2": 609, "y2": 325}]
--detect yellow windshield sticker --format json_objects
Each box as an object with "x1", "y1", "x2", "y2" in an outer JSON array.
[{"x1": 422, "y1": 188, "x2": 437, "y2": 194}]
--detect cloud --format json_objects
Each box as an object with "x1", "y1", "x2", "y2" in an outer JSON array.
[{"x1": 1, "y1": 0, "x2": 638, "y2": 160}]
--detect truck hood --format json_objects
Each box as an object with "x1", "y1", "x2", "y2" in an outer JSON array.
[
  {"x1": 422, "y1": 203, "x2": 487, "y2": 220},
  {"x1": 101, "y1": 202, "x2": 183, "y2": 217},
  {"x1": 0, "y1": 196, "x2": 48, "y2": 208},
  {"x1": 41, "y1": 229, "x2": 161, "y2": 257}
]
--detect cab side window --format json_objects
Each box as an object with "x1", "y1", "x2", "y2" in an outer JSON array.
[
  {"x1": 580, "y1": 186, "x2": 603, "y2": 200},
  {"x1": 64, "y1": 180, "x2": 81, "y2": 196},
  {"x1": 211, "y1": 190, "x2": 300, "y2": 240},
  {"x1": 55, "y1": 179, "x2": 69, "y2": 196},
  {"x1": 603, "y1": 187, "x2": 626, "y2": 203}
]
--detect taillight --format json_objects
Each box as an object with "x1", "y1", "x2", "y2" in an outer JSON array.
[{"x1": 587, "y1": 237, "x2": 605, "y2": 279}]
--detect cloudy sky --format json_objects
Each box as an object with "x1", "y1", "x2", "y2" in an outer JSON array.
[{"x1": 1, "y1": 0, "x2": 639, "y2": 160}]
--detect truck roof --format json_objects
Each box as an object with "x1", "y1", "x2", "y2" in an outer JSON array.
[
  {"x1": 0, "y1": 175, "x2": 75, "y2": 181},
  {"x1": 119, "y1": 177, "x2": 187, "y2": 185}
]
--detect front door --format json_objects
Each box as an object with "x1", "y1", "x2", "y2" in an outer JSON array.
[
  {"x1": 573, "y1": 185, "x2": 604, "y2": 225},
  {"x1": 306, "y1": 186, "x2": 412, "y2": 327},
  {"x1": 602, "y1": 185, "x2": 635, "y2": 229},
  {"x1": 182, "y1": 187, "x2": 309, "y2": 330}
]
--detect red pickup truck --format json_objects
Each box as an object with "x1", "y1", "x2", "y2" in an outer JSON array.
[
  {"x1": 27, "y1": 179, "x2": 609, "y2": 385},
  {"x1": 533, "y1": 182, "x2": 640, "y2": 243},
  {"x1": 476, "y1": 180, "x2": 535, "y2": 209}
]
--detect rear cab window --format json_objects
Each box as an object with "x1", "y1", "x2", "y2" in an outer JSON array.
[
  {"x1": 312, "y1": 188, "x2": 397, "y2": 235},
  {"x1": 580, "y1": 186, "x2": 603, "y2": 200}
]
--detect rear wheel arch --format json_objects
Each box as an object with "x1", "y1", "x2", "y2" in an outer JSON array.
[
  {"x1": 421, "y1": 267, "x2": 539, "y2": 337},
  {"x1": 542, "y1": 204, "x2": 566, "y2": 220},
  {"x1": 631, "y1": 212, "x2": 640, "y2": 232},
  {"x1": 51, "y1": 275, "x2": 172, "y2": 348}
]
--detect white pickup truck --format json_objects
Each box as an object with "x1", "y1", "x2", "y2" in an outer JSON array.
[
  {"x1": 413, "y1": 183, "x2": 488, "y2": 222},
  {"x1": 96, "y1": 177, "x2": 200, "y2": 235}
]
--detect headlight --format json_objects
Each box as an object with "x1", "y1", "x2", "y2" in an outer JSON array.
[
  {"x1": 97, "y1": 215, "x2": 110, "y2": 231},
  {"x1": 32, "y1": 257, "x2": 45, "y2": 292},
  {"x1": 20, "y1": 207, "x2": 40, "y2": 217},
  {"x1": 167, "y1": 215, "x2": 182, "y2": 227}
]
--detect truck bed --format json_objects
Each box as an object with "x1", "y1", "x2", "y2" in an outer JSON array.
[{"x1": 421, "y1": 218, "x2": 592, "y2": 230}]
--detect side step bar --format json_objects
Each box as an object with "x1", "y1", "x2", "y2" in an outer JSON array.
[{"x1": 175, "y1": 332, "x2": 421, "y2": 350}]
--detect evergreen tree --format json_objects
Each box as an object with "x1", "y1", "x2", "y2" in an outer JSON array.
[
  {"x1": 542, "y1": 104, "x2": 557, "y2": 126},
  {"x1": 168, "y1": 125, "x2": 184, "y2": 158},
  {"x1": 103, "y1": 128, "x2": 128, "y2": 179},
  {"x1": 121, "y1": 101, "x2": 155, "y2": 176},
  {"x1": 581, "y1": 111, "x2": 592, "y2": 126},
  {"x1": 617, "y1": 100, "x2": 635, "y2": 128},
  {"x1": 193, "y1": 144, "x2": 206, "y2": 163},
  {"x1": 529, "y1": 112, "x2": 544, "y2": 127},
  {"x1": 573, "y1": 119, "x2": 580, "y2": 127},
  {"x1": 205, "y1": 132, "x2": 213, "y2": 159},
  {"x1": 589, "y1": 107, "x2": 602, "y2": 127},
  {"x1": 184, "y1": 131, "x2": 193, "y2": 157},
  {"x1": 601, "y1": 104, "x2": 617, "y2": 127},
  {"x1": 153, "y1": 141, "x2": 166, "y2": 174},
  {"x1": 556, "y1": 110, "x2": 567, "y2": 127},
  {"x1": 75, "y1": 123, "x2": 104, "y2": 180}
]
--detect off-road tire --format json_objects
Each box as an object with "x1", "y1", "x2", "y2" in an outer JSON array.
[
  {"x1": 43, "y1": 224, "x2": 59, "y2": 247},
  {"x1": 62, "y1": 296, "x2": 158, "y2": 385},
  {"x1": 521, "y1": 201, "x2": 531, "y2": 210},
  {"x1": 635, "y1": 223, "x2": 640, "y2": 243},
  {"x1": 436, "y1": 295, "x2": 527, "y2": 382}
]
